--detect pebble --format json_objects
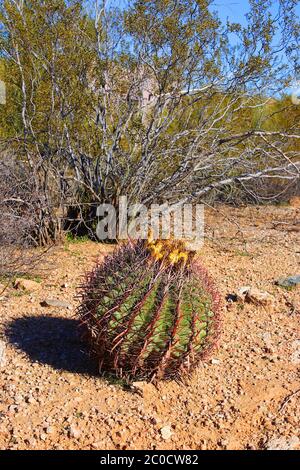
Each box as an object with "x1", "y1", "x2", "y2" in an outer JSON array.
[
  {"x1": 69, "y1": 426, "x2": 81, "y2": 439},
  {"x1": 0, "y1": 340, "x2": 7, "y2": 368},
  {"x1": 211, "y1": 359, "x2": 221, "y2": 365},
  {"x1": 25, "y1": 396, "x2": 35, "y2": 404},
  {"x1": 40, "y1": 299, "x2": 72, "y2": 310},
  {"x1": 46, "y1": 426, "x2": 54, "y2": 435},
  {"x1": 26, "y1": 438, "x2": 37, "y2": 448},
  {"x1": 14, "y1": 394, "x2": 23, "y2": 405},
  {"x1": 276, "y1": 276, "x2": 300, "y2": 288},
  {"x1": 8, "y1": 405, "x2": 18, "y2": 414},
  {"x1": 160, "y1": 426, "x2": 173, "y2": 440}
]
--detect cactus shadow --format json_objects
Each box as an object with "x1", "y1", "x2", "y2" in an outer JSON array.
[{"x1": 5, "y1": 315, "x2": 98, "y2": 376}]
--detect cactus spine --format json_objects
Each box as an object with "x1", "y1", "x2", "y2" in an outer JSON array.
[{"x1": 78, "y1": 239, "x2": 221, "y2": 380}]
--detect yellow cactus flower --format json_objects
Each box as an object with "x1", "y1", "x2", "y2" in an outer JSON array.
[{"x1": 146, "y1": 237, "x2": 192, "y2": 266}]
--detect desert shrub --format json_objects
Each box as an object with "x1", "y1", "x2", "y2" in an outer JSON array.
[
  {"x1": 0, "y1": 158, "x2": 56, "y2": 277},
  {"x1": 1, "y1": 1, "x2": 298, "y2": 241}
]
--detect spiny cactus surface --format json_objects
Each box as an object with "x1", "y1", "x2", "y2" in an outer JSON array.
[{"x1": 78, "y1": 239, "x2": 221, "y2": 380}]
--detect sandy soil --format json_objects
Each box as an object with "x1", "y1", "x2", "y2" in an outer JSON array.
[{"x1": 0, "y1": 204, "x2": 299, "y2": 450}]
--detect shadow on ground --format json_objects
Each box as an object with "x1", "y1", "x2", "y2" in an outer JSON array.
[{"x1": 5, "y1": 316, "x2": 98, "y2": 375}]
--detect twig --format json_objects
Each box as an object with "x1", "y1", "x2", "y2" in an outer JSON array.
[{"x1": 278, "y1": 389, "x2": 300, "y2": 413}]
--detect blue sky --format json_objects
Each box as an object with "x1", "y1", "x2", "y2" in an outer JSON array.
[
  {"x1": 213, "y1": 0, "x2": 251, "y2": 21},
  {"x1": 214, "y1": 1, "x2": 259, "y2": 22},
  {"x1": 214, "y1": 0, "x2": 300, "y2": 34},
  {"x1": 102, "y1": 0, "x2": 300, "y2": 20}
]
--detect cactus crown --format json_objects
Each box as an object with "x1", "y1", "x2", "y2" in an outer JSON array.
[
  {"x1": 147, "y1": 235, "x2": 193, "y2": 266},
  {"x1": 78, "y1": 239, "x2": 221, "y2": 381}
]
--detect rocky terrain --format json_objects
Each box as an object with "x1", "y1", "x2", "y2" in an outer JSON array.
[{"x1": 0, "y1": 204, "x2": 299, "y2": 450}]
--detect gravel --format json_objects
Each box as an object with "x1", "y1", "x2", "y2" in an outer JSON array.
[{"x1": 0, "y1": 205, "x2": 299, "y2": 450}]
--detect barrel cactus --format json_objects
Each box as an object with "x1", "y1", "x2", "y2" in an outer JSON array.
[{"x1": 78, "y1": 238, "x2": 221, "y2": 380}]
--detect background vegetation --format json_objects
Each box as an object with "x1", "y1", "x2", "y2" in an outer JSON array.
[{"x1": 0, "y1": 0, "x2": 299, "y2": 248}]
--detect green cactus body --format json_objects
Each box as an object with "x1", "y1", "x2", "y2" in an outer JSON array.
[{"x1": 78, "y1": 240, "x2": 221, "y2": 380}]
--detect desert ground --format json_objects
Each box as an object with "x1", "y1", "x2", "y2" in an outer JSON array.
[{"x1": 0, "y1": 204, "x2": 299, "y2": 450}]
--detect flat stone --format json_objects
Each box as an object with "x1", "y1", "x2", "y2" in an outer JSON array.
[
  {"x1": 276, "y1": 276, "x2": 300, "y2": 289},
  {"x1": 245, "y1": 288, "x2": 275, "y2": 308},
  {"x1": 40, "y1": 299, "x2": 72, "y2": 310},
  {"x1": 14, "y1": 278, "x2": 41, "y2": 292},
  {"x1": 0, "y1": 340, "x2": 6, "y2": 368}
]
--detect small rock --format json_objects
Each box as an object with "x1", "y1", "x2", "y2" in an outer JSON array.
[
  {"x1": 219, "y1": 439, "x2": 228, "y2": 449},
  {"x1": 160, "y1": 425, "x2": 173, "y2": 441},
  {"x1": 69, "y1": 425, "x2": 81, "y2": 439},
  {"x1": 245, "y1": 288, "x2": 275, "y2": 308},
  {"x1": 91, "y1": 442, "x2": 100, "y2": 449},
  {"x1": 25, "y1": 396, "x2": 35, "y2": 404},
  {"x1": 41, "y1": 299, "x2": 72, "y2": 310},
  {"x1": 211, "y1": 358, "x2": 221, "y2": 365},
  {"x1": 26, "y1": 438, "x2": 37, "y2": 448},
  {"x1": 8, "y1": 405, "x2": 18, "y2": 414},
  {"x1": 14, "y1": 278, "x2": 40, "y2": 292},
  {"x1": 45, "y1": 426, "x2": 54, "y2": 435},
  {"x1": 132, "y1": 381, "x2": 148, "y2": 391},
  {"x1": 150, "y1": 416, "x2": 161, "y2": 425},
  {"x1": 40, "y1": 433, "x2": 48, "y2": 442},
  {"x1": 199, "y1": 439, "x2": 207, "y2": 450},
  {"x1": 227, "y1": 286, "x2": 252, "y2": 303},
  {"x1": 132, "y1": 381, "x2": 156, "y2": 398},
  {"x1": 14, "y1": 394, "x2": 23, "y2": 405},
  {"x1": 0, "y1": 340, "x2": 6, "y2": 368},
  {"x1": 276, "y1": 275, "x2": 300, "y2": 289},
  {"x1": 291, "y1": 340, "x2": 300, "y2": 365},
  {"x1": 262, "y1": 332, "x2": 274, "y2": 353},
  {"x1": 266, "y1": 436, "x2": 300, "y2": 450},
  {"x1": 236, "y1": 286, "x2": 251, "y2": 302}
]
